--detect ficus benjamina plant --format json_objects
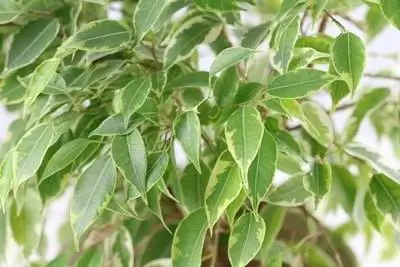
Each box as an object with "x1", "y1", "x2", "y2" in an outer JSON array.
[{"x1": 1, "y1": 0, "x2": 400, "y2": 266}]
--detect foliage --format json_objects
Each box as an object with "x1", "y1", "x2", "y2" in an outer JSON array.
[{"x1": 0, "y1": 0, "x2": 400, "y2": 266}]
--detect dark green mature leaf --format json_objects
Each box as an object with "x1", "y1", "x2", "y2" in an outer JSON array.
[
  {"x1": 213, "y1": 66, "x2": 239, "y2": 106},
  {"x1": 0, "y1": 0, "x2": 21, "y2": 24},
  {"x1": 147, "y1": 187, "x2": 169, "y2": 231},
  {"x1": 380, "y1": 0, "x2": 400, "y2": 30},
  {"x1": 60, "y1": 19, "x2": 131, "y2": 52},
  {"x1": 146, "y1": 152, "x2": 169, "y2": 191},
  {"x1": 304, "y1": 161, "x2": 332, "y2": 205},
  {"x1": 344, "y1": 88, "x2": 390, "y2": 142},
  {"x1": 165, "y1": 71, "x2": 210, "y2": 90},
  {"x1": 171, "y1": 208, "x2": 208, "y2": 267},
  {"x1": 3, "y1": 18, "x2": 60, "y2": 74},
  {"x1": 267, "y1": 174, "x2": 311, "y2": 206},
  {"x1": 121, "y1": 77, "x2": 152, "y2": 125},
  {"x1": 248, "y1": 130, "x2": 277, "y2": 209},
  {"x1": 331, "y1": 32, "x2": 366, "y2": 92},
  {"x1": 42, "y1": 139, "x2": 92, "y2": 179},
  {"x1": 76, "y1": 248, "x2": 103, "y2": 267},
  {"x1": 369, "y1": 174, "x2": 400, "y2": 223},
  {"x1": 134, "y1": 0, "x2": 170, "y2": 42},
  {"x1": 205, "y1": 151, "x2": 242, "y2": 229},
  {"x1": 225, "y1": 106, "x2": 264, "y2": 187},
  {"x1": 267, "y1": 69, "x2": 337, "y2": 99},
  {"x1": 210, "y1": 47, "x2": 255, "y2": 77},
  {"x1": 112, "y1": 129, "x2": 147, "y2": 195},
  {"x1": 15, "y1": 124, "x2": 55, "y2": 183},
  {"x1": 164, "y1": 13, "x2": 221, "y2": 69},
  {"x1": 174, "y1": 111, "x2": 201, "y2": 172},
  {"x1": 228, "y1": 212, "x2": 266, "y2": 267},
  {"x1": 71, "y1": 155, "x2": 116, "y2": 244},
  {"x1": 226, "y1": 189, "x2": 247, "y2": 227},
  {"x1": 90, "y1": 113, "x2": 146, "y2": 137}
]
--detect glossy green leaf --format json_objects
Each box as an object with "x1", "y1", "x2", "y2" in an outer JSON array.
[
  {"x1": 134, "y1": 0, "x2": 169, "y2": 42},
  {"x1": 174, "y1": 111, "x2": 201, "y2": 172},
  {"x1": 3, "y1": 18, "x2": 60, "y2": 74},
  {"x1": 90, "y1": 113, "x2": 146, "y2": 137},
  {"x1": 228, "y1": 212, "x2": 266, "y2": 267},
  {"x1": 61, "y1": 19, "x2": 131, "y2": 52},
  {"x1": 121, "y1": 77, "x2": 152, "y2": 125},
  {"x1": 15, "y1": 124, "x2": 55, "y2": 183},
  {"x1": 70, "y1": 155, "x2": 116, "y2": 245},
  {"x1": 205, "y1": 151, "x2": 242, "y2": 229},
  {"x1": 164, "y1": 13, "x2": 220, "y2": 69},
  {"x1": 146, "y1": 152, "x2": 169, "y2": 191},
  {"x1": 267, "y1": 69, "x2": 337, "y2": 99},
  {"x1": 267, "y1": 174, "x2": 311, "y2": 206},
  {"x1": 241, "y1": 23, "x2": 270, "y2": 49},
  {"x1": 248, "y1": 130, "x2": 277, "y2": 208},
  {"x1": 171, "y1": 208, "x2": 208, "y2": 267},
  {"x1": 210, "y1": 47, "x2": 255, "y2": 77},
  {"x1": 380, "y1": 0, "x2": 400, "y2": 30},
  {"x1": 226, "y1": 189, "x2": 247, "y2": 228},
  {"x1": 213, "y1": 66, "x2": 239, "y2": 106},
  {"x1": 303, "y1": 161, "x2": 332, "y2": 205},
  {"x1": 112, "y1": 129, "x2": 147, "y2": 195},
  {"x1": 225, "y1": 106, "x2": 264, "y2": 187},
  {"x1": 42, "y1": 139, "x2": 92, "y2": 179},
  {"x1": 331, "y1": 32, "x2": 366, "y2": 92}
]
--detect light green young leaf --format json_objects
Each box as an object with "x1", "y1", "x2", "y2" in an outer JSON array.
[
  {"x1": 42, "y1": 139, "x2": 92, "y2": 180},
  {"x1": 248, "y1": 130, "x2": 277, "y2": 209},
  {"x1": 225, "y1": 106, "x2": 264, "y2": 187},
  {"x1": 226, "y1": 189, "x2": 247, "y2": 228},
  {"x1": 71, "y1": 155, "x2": 116, "y2": 245},
  {"x1": 15, "y1": 123, "x2": 55, "y2": 183},
  {"x1": 267, "y1": 174, "x2": 311, "y2": 206},
  {"x1": 344, "y1": 143, "x2": 400, "y2": 184},
  {"x1": 60, "y1": 19, "x2": 131, "y2": 52},
  {"x1": 0, "y1": 150, "x2": 14, "y2": 210},
  {"x1": 174, "y1": 111, "x2": 201, "y2": 172},
  {"x1": 271, "y1": 16, "x2": 300, "y2": 73},
  {"x1": 10, "y1": 188, "x2": 42, "y2": 256},
  {"x1": 24, "y1": 58, "x2": 60, "y2": 109},
  {"x1": 364, "y1": 191, "x2": 384, "y2": 231},
  {"x1": 134, "y1": 0, "x2": 170, "y2": 42},
  {"x1": 344, "y1": 88, "x2": 390, "y2": 142},
  {"x1": 90, "y1": 113, "x2": 146, "y2": 137},
  {"x1": 205, "y1": 151, "x2": 242, "y2": 229},
  {"x1": 121, "y1": 77, "x2": 152, "y2": 126},
  {"x1": 171, "y1": 208, "x2": 208, "y2": 267},
  {"x1": 331, "y1": 32, "x2": 366, "y2": 92},
  {"x1": 267, "y1": 69, "x2": 337, "y2": 99},
  {"x1": 0, "y1": 0, "x2": 21, "y2": 24},
  {"x1": 277, "y1": 152, "x2": 305, "y2": 175},
  {"x1": 0, "y1": 74, "x2": 26, "y2": 104},
  {"x1": 146, "y1": 151, "x2": 169, "y2": 191},
  {"x1": 303, "y1": 161, "x2": 332, "y2": 206},
  {"x1": 112, "y1": 129, "x2": 147, "y2": 195},
  {"x1": 210, "y1": 47, "x2": 255, "y2": 77},
  {"x1": 380, "y1": 0, "x2": 400, "y2": 30},
  {"x1": 3, "y1": 18, "x2": 60, "y2": 74},
  {"x1": 228, "y1": 212, "x2": 266, "y2": 267},
  {"x1": 369, "y1": 174, "x2": 400, "y2": 223},
  {"x1": 164, "y1": 13, "x2": 220, "y2": 69}
]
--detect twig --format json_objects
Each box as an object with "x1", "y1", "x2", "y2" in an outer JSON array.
[
  {"x1": 318, "y1": 13, "x2": 328, "y2": 33},
  {"x1": 210, "y1": 221, "x2": 221, "y2": 267},
  {"x1": 333, "y1": 13, "x2": 366, "y2": 31},
  {"x1": 323, "y1": 10, "x2": 346, "y2": 32}
]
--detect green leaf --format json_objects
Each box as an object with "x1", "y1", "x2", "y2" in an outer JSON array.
[
  {"x1": 267, "y1": 174, "x2": 311, "y2": 206},
  {"x1": 271, "y1": 16, "x2": 300, "y2": 73},
  {"x1": 303, "y1": 161, "x2": 332, "y2": 205},
  {"x1": 90, "y1": 113, "x2": 146, "y2": 137},
  {"x1": 15, "y1": 123, "x2": 55, "y2": 183},
  {"x1": 276, "y1": 0, "x2": 307, "y2": 22},
  {"x1": 60, "y1": 19, "x2": 131, "y2": 52},
  {"x1": 330, "y1": 165, "x2": 357, "y2": 214},
  {"x1": 10, "y1": 188, "x2": 42, "y2": 255},
  {"x1": 24, "y1": 58, "x2": 60, "y2": 109},
  {"x1": 228, "y1": 212, "x2": 266, "y2": 267},
  {"x1": 0, "y1": 150, "x2": 14, "y2": 209},
  {"x1": 0, "y1": 74, "x2": 26, "y2": 104},
  {"x1": 380, "y1": 0, "x2": 400, "y2": 30},
  {"x1": 147, "y1": 187, "x2": 169, "y2": 232},
  {"x1": 213, "y1": 66, "x2": 239, "y2": 106},
  {"x1": 267, "y1": 69, "x2": 337, "y2": 99},
  {"x1": 121, "y1": 77, "x2": 152, "y2": 126},
  {"x1": 225, "y1": 106, "x2": 264, "y2": 187},
  {"x1": 165, "y1": 71, "x2": 210, "y2": 91},
  {"x1": 205, "y1": 151, "x2": 242, "y2": 229},
  {"x1": 344, "y1": 88, "x2": 390, "y2": 142},
  {"x1": 112, "y1": 227, "x2": 134, "y2": 267},
  {"x1": 310, "y1": 0, "x2": 329, "y2": 20},
  {"x1": 366, "y1": 4, "x2": 387, "y2": 40},
  {"x1": 76, "y1": 248, "x2": 103, "y2": 267},
  {"x1": 295, "y1": 34, "x2": 334, "y2": 53},
  {"x1": 146, "y1": 152, "x2": 169, "y2": 191},
  {"x1": 210, "y1": 47, "x2": 255, "y2": 77},
  {"x1": 344, "y1": 143, "x2": 400, "y2": 184},
  {"x1": 3, "y1": 18, "x2": 60, "y2": 74},
  {"x1": 241, "y1": 23, "x2": 270, "y2": 49},
  {"x1": 369, "y1": 174, "x2": 400, "y2": 223},
  {"x1": 173, "y1": 111, "x2": 201, "y2": 172},
  {"x1": 226, "y1": 189, "x2": 247, "y2": 228},
  {"x1": 70, "y1": 155, "x2": 116, "y2": 245},
  {"x1": 0, "y1": 0, "x2": 21, "y2": 24},
  {"x1": 195, "y1": 0, "x2": 240, "y2": 11},
  {"x1": 364, "y1": 191, "x2": 384, "y2": 230},
  {"x1": 331, "y1": 32, "x2": 366, "y2": 92},
  {"x1": 171, "y1": 208, "x2": 208, "y2": 267},
  {"x1": 112, "y1": 129, "x2": 147, "y2": 195},
  {"x1": 42, "y1": 139, "x2": 92, "y2": 180},
  {"x1": 164, "y1": 13, "x2": 220, "y2": 69},
  {"x1": 134, "y1": 0, "x2": 170, "y2": 42},
  {"x1": 248, "y1": 130, "x2": 277, "y2": 209}
]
